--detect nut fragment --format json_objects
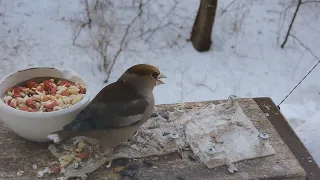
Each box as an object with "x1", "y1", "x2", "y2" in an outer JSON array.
[
  {"x1": 72, "y1": 95, "x2": 82, "y2": 105},
  {"x1": 59, "y1": 155, "x2": 74, "y2": 167},
  {"x1": 76, "y1": 152, "x2": 89, "y2": 160},
  {"x1": 51, "y1": 165, "x2": 61, "y2": 175},
  {"x1": 67, "y1": 89, "x2": 78, "y2": 95},
  {"x1": 74, "y1": 157, "x2": 82, "y2": 162},
  {"x1": 32, "y1": 164, "x2": 38, "y2": 170},
  {"x1": 43, "y1": 167, "x2": 51, "y2": 173},
  {"x1": 60, "y1": 167, "x2": 66, "y2": 174},
  {"x1": 3, "y1": 95, "x2": 12, "y2": 104},
  {"x1": 16, "y1": 170, "x2": 24, "y2": 176},
  {"x1": 77, "y1": 141, "x2": 86, "y2": 149},
  {"x1": 53, "y1": 106, "x2": 63, "y2": 111},
  {"x1": 74, "y1": 148, "x2": 82, "y2": 153},
  {"x1": 17, "y1": 97, "x2": 26, "y2": 104},
  {"x1": 37, "y1": 171, "x2": 44, "y2": 177}
]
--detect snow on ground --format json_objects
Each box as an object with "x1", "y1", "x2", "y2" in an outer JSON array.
[{"x1": 0, "y1": 0, "x2": 320, "y2": 165}]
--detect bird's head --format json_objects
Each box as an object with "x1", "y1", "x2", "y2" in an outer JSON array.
[{"x1": 119, "y1": 64, "x2": 166, "y2": 90}]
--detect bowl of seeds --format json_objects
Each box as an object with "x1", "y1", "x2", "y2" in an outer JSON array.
[{"x1": 0, "y1": 67, "x2": 91, "y2": 142}]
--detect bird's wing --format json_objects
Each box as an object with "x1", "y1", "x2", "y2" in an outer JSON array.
[{"x1": 63, "y1": 81, "x2": 150, "y2": 132}]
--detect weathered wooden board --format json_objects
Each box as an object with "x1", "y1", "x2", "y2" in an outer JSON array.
[{"x1": 0, "y1": 98, "x2": 306, "y2": 180}]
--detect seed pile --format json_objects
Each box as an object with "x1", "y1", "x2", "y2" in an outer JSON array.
[
  {"x1": 37, "y1": 141, "x2": 95, "y2": 179},
  {"x1": 2, "y1": 78, "x2": 86, "y2": 112}
]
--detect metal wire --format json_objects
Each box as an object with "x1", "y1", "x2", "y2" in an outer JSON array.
[{"x1": 278, "y1": 60, "x2": 320, "y2": 107}]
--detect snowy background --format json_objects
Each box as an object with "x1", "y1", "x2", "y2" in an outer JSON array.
[{"x1": 0, "y1": 0, "x2": 319, "y2": 165}]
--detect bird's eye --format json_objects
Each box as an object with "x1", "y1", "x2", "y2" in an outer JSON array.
[{"x1": 152, "y1": 72, "x2": 158, "y2": 79}]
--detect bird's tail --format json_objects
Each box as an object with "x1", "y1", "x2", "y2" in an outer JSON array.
[{"x1": 47, "y1": 130, "x2": 77, "y2": 144}]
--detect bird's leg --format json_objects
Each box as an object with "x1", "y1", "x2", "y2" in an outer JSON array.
[
  {"x1": 122, "y1": 141, "x2": 131, "y2": 148},
  {"x1": 72, "y1": 136, "x2": 100, "y2": 146},
  {"x1": 126, "y1": 130, "x2": 138, "y2": 143},
  {"x1": 133, "y1": 130, "x2": 138, "y2": 137},
  {"x1": 73, "y1": 136, "x2": 104, "y2": 154},
  {"x1": 122, "y1": 131, "x2": 140, "y2": 150}
]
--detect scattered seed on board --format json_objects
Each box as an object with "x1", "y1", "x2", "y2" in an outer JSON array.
[
  {"x1": 16, "y1": 170, "x2": 24, "y2": 176},
  {"x1": 32, "y1": 164, "x2": 38, "y2": 170}
]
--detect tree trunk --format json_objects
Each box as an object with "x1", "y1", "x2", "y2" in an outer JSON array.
[{"x1": 191, "y1": 0, "x2": 218, "y2": 52}]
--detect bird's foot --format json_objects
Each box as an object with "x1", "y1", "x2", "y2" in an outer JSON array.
[
  {"x1": 132, "y1": 130, "x2": 138, "y2": 137},
  {"x1": 125, "y1": 131, "x2": 138, "y2": 143},
  {"x1": 126, "y1": 138, "x2": 133, "y2": 143}
]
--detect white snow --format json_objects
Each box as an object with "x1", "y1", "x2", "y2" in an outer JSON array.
[{"x1": 1, "y1": 0, "x2": 320, "y2": 166}]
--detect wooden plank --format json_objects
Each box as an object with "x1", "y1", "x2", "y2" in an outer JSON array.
[
  {"x1": 254, "y1": 97, "x2": 320, "y2": 180},
  {"x1": 0, "y1": 98, "x2": 307, "y2": 180}
]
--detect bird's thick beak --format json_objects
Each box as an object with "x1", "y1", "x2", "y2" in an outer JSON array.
[{"x1": 156, "y1": 72, "x2": 166, "y2": 86}]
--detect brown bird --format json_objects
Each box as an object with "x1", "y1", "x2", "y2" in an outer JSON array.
[{"x1": 47, "y1": 64, "x2": 166, "y2": 149}]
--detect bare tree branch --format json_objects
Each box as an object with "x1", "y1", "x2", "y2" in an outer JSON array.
[
  {"x1": 301, "y1": 0, "x2": 320, "y2": 5},
  {"x1": 70, "y1": 0, "x2": 182, "y2": 83},
  {"x1": 281, "y1": 0, "x2": 302, "y2": 48},
  {"x1": 104, "y1": 0, "x2": 146, "y2": 83},
  {"x1": 290, "y1": 34, "x2": 320, "y2": 61},
  {"x1": 85, "y1": 0, "x2": 92, "y2": 28},
  {"x1": 194, "y1": 71, "x2": 216, "y2": 93},
  {"x1": 72, "y1": 23, "x2": 86, "y2": 45},
  {"x1": 144, "y1": 3, "x2": 177, "y2": 41},
  {"x1": 283, "y1": 0, "x2": 320, "y2": 20},
  {"x1": 72, "y1": 0, "x2": 92, "y2": 45},
  {"x1": 220, "y1": 0, "x2": 237, "y2": 16},
  {"x1": 125, "y1": 22, "x2": 172, "y2": 43}
]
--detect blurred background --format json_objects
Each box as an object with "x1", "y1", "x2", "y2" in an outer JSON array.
[{"x1": 0, "y1": 0, "x2": 319, "y2": 165}]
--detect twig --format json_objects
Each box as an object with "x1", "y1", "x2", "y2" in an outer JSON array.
[
  {"x1": 125, "y1": 22, "x2": 172, "y2": 43},
  {"x1": 103, "y1": 1, "x2": 144, "y2": 83},
  {"x1": 194, "y1": 73, "x2": 216, "y2": 93},
  {"x1": 283, "y1": 0, "x2": 320, "y2": 21},
  {"x1": 281, "y1": 0, "x2": 302, "y2": 48},
  {"x1": 221, "y1": 0, "x2": 237, "y2": 16},
  {"x1": 301, "y1": 0, "x2": 320, "y2": 5},
  {"x1": 72, "y1": 0, "x2": 92, "y2": 45},
  {"x1": 85, "y1": 0, "x2": 92, "y2": 28},
  {"x1": 195, "y1": 83, "x2": 216, "y2": 93},
  {"x1": 144, "y1": 2, "x2": 176, "y2": 41},
  {"x1": 72, "y1": 24, "x2": 86, "y2": 45},
  {"x1": 290, "y1": 34, "x2": 320, "y2": 61},
  {"x1": 278, "y1": 34, "x2": 320, "y2": 106}
]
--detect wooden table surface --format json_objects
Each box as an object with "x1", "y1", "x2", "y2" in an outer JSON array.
[{"x1": 0, "y1": 97, "x2": 319, "y2": 180}]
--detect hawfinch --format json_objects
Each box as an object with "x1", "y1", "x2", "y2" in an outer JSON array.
[{"x1": 47, "y1": 64, "x2": 166, "y2": 149}]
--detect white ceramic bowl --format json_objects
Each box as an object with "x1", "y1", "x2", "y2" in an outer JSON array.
[{"x1": 0, "y1": 67, "x2": 91, "y2": 142}]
